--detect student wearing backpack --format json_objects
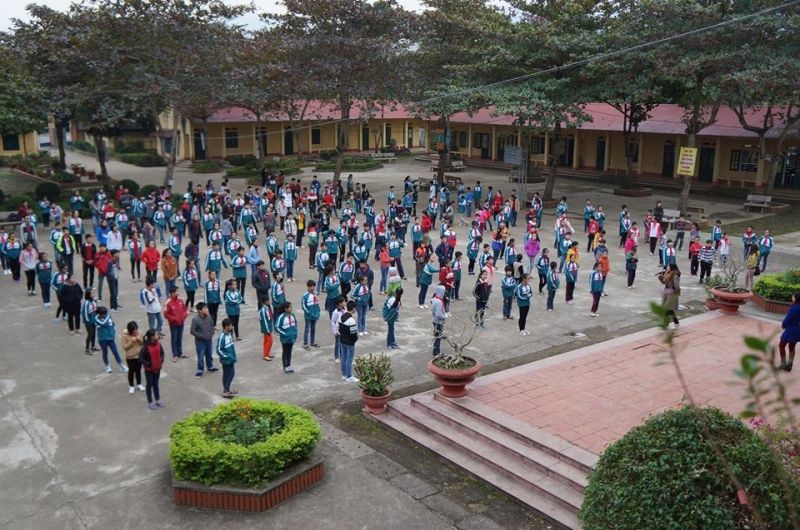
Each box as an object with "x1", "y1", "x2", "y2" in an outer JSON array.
[
  {"x1": 383, "y1": 288, "x2": 402, "y2": 349},
  {"x1": 339, "y1": 301, "x2": 360, "y2": 383}
]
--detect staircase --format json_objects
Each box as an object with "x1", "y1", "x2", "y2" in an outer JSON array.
[{"x1": 374, "y1": 392, "x2": 598, "y2": 529}]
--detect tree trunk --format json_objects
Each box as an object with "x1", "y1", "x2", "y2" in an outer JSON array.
[
  {"x1": 56, "y1": 121, "x2": 66, "y2": 172},
  {"x1": 334, "y1": 99, "x2": 351, "y2": 182},
  {"x1": 622, "y1": 130, "x2": 634, "y2": 188},
  {"x1": 293, "y1": 127, "x2": 303, "y2": 161},
  {"x1": 254, "y1": 114, "x2": 263, "y2": 160},
  {"x1": 436, "y1": 117, "x2": 450, "y2": 184},
  {"x1": 21, "y1": 134, "x2": 28, "y2": 157},
  {"x1": 543, "y1": 124, "x2": 561, "y2": 202},
  {"x1": 94, "y1": 133, "x2": 109, "y2": 180},
  {"x1": 678, "y1": 132, "x2": 696, "y2": 213},
  {"x1": 164, "y1": 113, "x2": 180, "y2": 187},
  {"x1": 519, "y1": 127, "x2": 531, "y2": 203}
]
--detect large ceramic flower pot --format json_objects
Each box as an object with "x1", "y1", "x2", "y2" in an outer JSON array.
[
  {"x1": 427, "y1": 358, "x2": 482, "y2": 398},
  {"x1": 709, "y1": 288, "x2": 753, "y2": 315},
  {"x1": 360, "y1": 389, "x2": 392, "y2": 415},
  {"x1": 704, "y1": 299, "x2": 725, "y2": 311}
]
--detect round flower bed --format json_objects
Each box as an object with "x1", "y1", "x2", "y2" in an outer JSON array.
[
  {"x1": 580, "y1": 406, "x2": 800, "y2": 529},
  {"x1": 169, "y1": 399, "x2": 321, "y2": 487}
]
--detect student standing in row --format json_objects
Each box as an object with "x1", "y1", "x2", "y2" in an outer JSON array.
[
  {"x1": 190, "y1": 302, "x2": 218, "y2": 377},
  {"x1": 516, "y1": 274, "x2": 532, "y2": 335},
  {"x1": 82, "y1": 289, "x2": 99, "y2": 355},
  {"x1": 338, "y1": 301, "x2": 359, "y2": 383},
  {"x1": 122, "y1": 321, "x2": 144, "y2": 394},
  {"x1": 473, "y1": 270, "x2": 491, "y2": 328},
  {"x1": 35, "y1": 252, "x2": 53, "y2": 307},
  {"x1": 302, "y1": 281, "x2": 320, "y2": 349},
  {"x1": 224, "y1": 279, "x2": 243, "y2": 341},
  {"x1": 546, "y1": 262, "x2": 560, "y2": 312},
  {"x1": 140, "y1": 329, "x2": 165, "y2": 409},
  {"x1": 276, "y1": 302, "x2": 298, "y2": 374},
  {"x1": 164, "y1": 286, "x2": 188, "y2": 362},
  {"x1": 383, "y1": 288, "x2": 402, "y2": 349},
  {"x1": 95, "y1": 306, "x2": 127, "y2": 373},
  {"x1": 204, "y1": 271, "x2": 221, "y2": 325},
  {"x1": 259, "y1": 295, "x2": 275, "y2": 361},
  {"x1": 589, "y1": 262, "x2": 604, "y2": 317},
  {"x1": 217, "y1": 318, "x2": 238, "y2": 398},
  {"x1": 61, "y1": 274, "x2": 83, "y2": 335}
]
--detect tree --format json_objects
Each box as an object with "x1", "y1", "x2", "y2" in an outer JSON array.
[
  {"x1": 0, "y1": 43, "x2": 48, "y2": 156},
  {"x1": 267, "y1": 0, "x2": 416, "y2": 181}
]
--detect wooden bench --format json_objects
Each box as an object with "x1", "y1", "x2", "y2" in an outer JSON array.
[
  {"x1": 662, "y1": 208, "x2": 681, "y2": 228},
  {"x1": 743, "y1": 194, "x2": 772, "y2": 213},
  {"x1": 444, "y1": 174, "x2": 462, "y2": 188},
  {"x1": 451, "y1": 160, "x2": 465, "y2": 172},
  {"x1": 370, "y1": 152, "x2": 397, "y2": 163},
  {"x1": 686, "y1": 205, "x2": 707, "y2": 218}
]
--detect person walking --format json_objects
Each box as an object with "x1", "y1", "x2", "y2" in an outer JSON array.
[
  {"x1": 190, "y1": 302, "x2": 218, "y2": 377},
  {"x1": 778, "y1": 292, "x2": 800, "y2": 372},
  {"x1": 216, "y1": 318, "x2": 239, "y2": 398},
  {"x1": 516, "y1": 274, "x2": 532, "y2": 335},
  {"x1": 659, "y1": 263, "x2": 682, "y2": 327},
  {"x1": 338, "y1": 300, "x2": 359, "y2": 383},
  {"x1": 431, "y1": 285, "x2": 448, "y2": 355},
  {"x1": 164, "y1": 286, "x2": 189, "y2": 362},
  {"x1": 301, "y1": 281, "x2": 321, "y2": 349},
  {"x1": 383, "y1": 287, "x2": 402, "y2": 349},
  {"x1": 94, "y1": 306, "x2": 127, "y2": 373},
  {"x1": 122, "y1": 321, "x2": 145, "y2": 394},
  {"x1": 224, "y1": 279, "x2": 243, "y2": 341},
  {"x1": 589, "y1": 262, "x2": 604, "y2": 317},
  {"x1": 82, "y1": 288, "x2": 99, "y2": 355},
  {"x1": 139, "y1": 329, "x2": 165, "y2": 409},
  {"x1": 60, "y1": 274, "x2": 83, "y2": 335},
  {"x1": 276, "y1": 302, "x2": 298, "y2": 374}
]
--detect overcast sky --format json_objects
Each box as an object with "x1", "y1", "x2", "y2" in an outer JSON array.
[{"x1": 1, "y1": 0, "x2": 427, "y2": 31}]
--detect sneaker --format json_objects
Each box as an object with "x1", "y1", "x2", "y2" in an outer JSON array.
[
  {"x1": 85, "y1": 349, "x2": 92, "y2": 355},
  {"x1": 119, "y1": 364, "x2": 129, "y2": 373},
  {"x1": 236, "y1": 337, "x2": 243, "y2": 342},
  {"x1": 136, "y1": 384, "x2": 145, "y2": 391},
  {"x1": 105, "y1": 365, "x2": 112, "y2": 373},
  {"x1": 345, "y1": 376, "x2": 359, "y2": 383},
  {"x1": 311, "y1": 343, "x2": 320, "y2": 348},
  {"x1": 155, "y1": 401, "x2": 165, "y2": 408},
  {"x1": 787, "y1": 363, "x2": 794, "y2": 372},
  {"x1": 194, "y1": 371, "x2": 203, "y2": 378},
  {"x1": 62, "y1": 316, "x2": 67, "y2": 321},
  {"x1": 363, "y1": 331, "x2": 369, "y2": 336},
  {"x1": 128, "y1": 386, "x2": 135, "y2": 394},
  {"x1": 207, "y1": 367, "x2": 220, "y2": 372},
  {"x1": 342, "y1": 375, "x2": 347, "y2": 381},
  {"x1": 303, "y1": 345, "x2": 310, "y2": 350},
  {"x1": 70, "y1": 331, "x2": 76, "y2": 336},
  {"x1": 590, "y1": 312, "x2": 598, "y2": 317},
  {"x1": 358, "y1": 332, "x2": 364, "y2": 336},
  {"x1": 148, "y1": 403, "x2": 158, "y2": 410},
  {"x1": 389, "y1": 344, "x2": 400, "y2": 349},
  {"x1": 418, "y1": 305, "x2": 426, "y2": 309},
  {"x1": 222, "y1": 392, "x2": 234, "y2": 399},
  {"x1": 284, "y1": 366, "x2": 295, "y2": 373}
]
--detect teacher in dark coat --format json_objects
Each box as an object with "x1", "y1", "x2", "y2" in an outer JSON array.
[{"x1": 779, "y1": 292, "x2": 800, "y2": 372}]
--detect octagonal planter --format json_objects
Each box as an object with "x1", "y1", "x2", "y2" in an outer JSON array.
[{"x1": 428, "y1": 358, "x2": 482, "y2": 398}]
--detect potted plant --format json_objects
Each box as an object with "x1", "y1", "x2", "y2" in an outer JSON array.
[
  {"x1": 703, "y1": 274, "x2": 729, "y2": 311},
  {"x1": 706, "y1": 262, "x2": 753, "y2": 314},
  {"x1": 353, "y1": 353, "x2": 394, "y2": 414},
  {"x1": 428, "y1": 311, "x2": 482, "y2": 398}
]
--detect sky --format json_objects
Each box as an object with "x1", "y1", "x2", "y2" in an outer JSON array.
[{"x1": 0, "y1": 0, "x2": 427, "y2": 31}]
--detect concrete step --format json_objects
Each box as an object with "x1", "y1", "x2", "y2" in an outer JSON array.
[
  {"x1": 438, "y1": 394, "x2": 598, "y2": 475},
  {"x1": 410, "y1": 394, "x2": 587, "y2": 493},
  {"x1": 384, "y1": 400, "x2": 582, "y2": 528}
]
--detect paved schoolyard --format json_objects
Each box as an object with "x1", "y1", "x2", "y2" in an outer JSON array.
[
  {"x1": 468, "y1": 311, "x2": 793, "y2": 456},
  {"x1": 0, "y1": 154, "x2": 794, "y2": 528}
]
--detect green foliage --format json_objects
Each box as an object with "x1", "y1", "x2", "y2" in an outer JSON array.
[
  {"x1": 0, "y1": 189, "x2": 5, "y2": 205},
  {"x1": 117, "y1": 179, "x2": 140, "y2": 195},
  {"x1": 580, "y1": 406, "x2": 800, "y2": 530},
  {"x1": 226, "y1": 166, "x2": 260, "y2": 179},
  {"x1": 318, "y1": 149, "x2": 339, "y2": 161},
  {"x1": 116, "y1": 152, "x2": 166, "y2": 167},
  {"x1": 139, "y1": 184, "x2": 159, "y2": 198},
  {"x1": 261, "y1": 158, "x2": 303, "y2": 175},
  {"x1": 314, "y1": 157, "x2": 381, "y2": 172},
  {"x1": 703, "y1": 274, "x2": 731, "y2": 299},
  {"x1": 753, "y1": 271, "x2": 800, "y2": 303},
  {"x1": 34, "y1": 181, "x2": 61, "y2": 200},
  {"x1": 4, "y1": 194, "x2": 34, "y2": 212},
  {"x1": 352, "y1": 353, "x2": 394, "y2": 397},
  {"x1": 169, "y1": 399, "x2": 321, "y2": 487},
  {"x1": 193, "y1": 160, "x2": 225, "y2": 174},
  {"x1": 69, "y1": 140, "x2": 96, "y2": 154},
  {"x1": 113, "y1": 140, "x2": 150, "y2": 154},
  {"x1": 225, "y1": 154, "x2": 257, "y2": 167}
]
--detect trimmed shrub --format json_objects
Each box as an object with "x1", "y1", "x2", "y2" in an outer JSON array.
[
  {"x1": 226, "y1": 166, "x2": 260, "y2": 179},
  {"x1": 753, "y1": 271, "x2": 800, "y2": 302},
  {"x1": 116, "y1": 152, "x2": 166, "y2": 167},
  {"x1": 118, "y1": 179, "x2": 140, "y2": 195},
  {"x1": 4, "y1": 194, "x2": 34, "y2": 212},
  {"x1": 314, "y1": 156, "x2": 381, "y2": 172},
  {"x1": 169, "y1": 399, "x2": 321, "y2": 487},
  {"x1": 34, "y1": 182, "x2": 61, "y2": 200},
  {"x1": 114, "y1": 141, "x2": 151, "y2": 154},
  {"x1": 139, "y1": 184, "x2": 159, "y2": 198},
  {"x1": 70, "y1": 140, "x2": 96, "y2": 153},
  {"x1": 225, "y1": 154, "x2": 258, "y2": 167},
  {"x1": 193, "y1": 160, "x2": 225, "y2": 173},
  {"x1": 580, "y1": 406, "x2": 800, "y2": 530}
]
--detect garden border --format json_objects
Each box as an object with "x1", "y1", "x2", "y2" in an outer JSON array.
[
  {"x1": 172, "y1": 454, "x2": 324, "y2": 511},
  {"x1": 751, "y1": 291, "x2": 792, "y2": 315}
]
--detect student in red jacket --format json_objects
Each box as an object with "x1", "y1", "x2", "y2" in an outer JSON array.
[
  {"x1": 94, "y1": 245, "x2": 111, "y2": 302},
  {"x1": 139, "y1": 329, "x2": 165, "y2": 410},
  {"x1": 164, "y1": 286, "x2": 189, "y2": 362},
  {"x1": 141, "y1": 240, "x2": 161, "y2": 281}
]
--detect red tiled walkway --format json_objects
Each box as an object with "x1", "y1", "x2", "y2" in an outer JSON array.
[{"x1": 469, "y1": 312, "x2": 795, "y2": 456}]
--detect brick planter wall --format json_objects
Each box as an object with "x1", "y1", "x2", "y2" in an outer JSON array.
[
  {"x1": 751, "y1": 292, "x2": 791, "y2": 315},
  {"x1": 172, "y1": 456, "x2": 324, "y2": 511}
]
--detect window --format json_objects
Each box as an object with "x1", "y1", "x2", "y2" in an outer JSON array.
[
  {"x1": 224, "y1": 128, "x2": 239, "y2": 149},
  {"x1": 311, "y1": 127, "x2": 321, "y2": 145},
  {"x1": 385, "y1": 125, "x2": 392, "y2": 143},
  {"x1": 2, "y1": 134, "x2": 20, "y2": 151},
  {"x1": 531, "y1": 136, "x2": 545, "y2": 155},
  {"x1": 407, "y1": 126, "x2": 413, "y2": 147},
  {"x1": 459, "y1": 131, "x2": 467, "y2": 148},
  {"x1": 730, "y1": 149, "x2": 741, "y2": 171},
  {"x1": 738, "y1": 148, "x2": 758, "y2": 172},
  {"x1": 626, "y1": 138, "x2": 639, "y2": 163}
]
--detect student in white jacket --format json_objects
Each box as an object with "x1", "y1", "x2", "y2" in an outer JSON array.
[{"x1": 330, "y1": 297, "x2": 346, "y2": 363}]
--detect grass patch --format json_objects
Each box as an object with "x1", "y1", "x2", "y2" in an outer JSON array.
[
  {"x1": 0, "y1": 169, "x2": 38, "y2": 196},
  {"x1": 725, "y1": 208, "x2": 799, "y2": 236}
]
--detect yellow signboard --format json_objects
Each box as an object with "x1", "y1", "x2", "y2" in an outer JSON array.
[{"x1": 677, "y1": 147, "x2": 698, "y2": 176}]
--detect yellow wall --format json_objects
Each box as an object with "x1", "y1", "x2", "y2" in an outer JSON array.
[{"x1": 0, "y1": 131, "x2": 39, "y2": 156}]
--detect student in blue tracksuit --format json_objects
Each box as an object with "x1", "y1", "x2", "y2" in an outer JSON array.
[
  {"x1": 182, "y1": 260, "x2": 200, "y2": 310},
  {"x1": 302, "y1": 280, "x2": 321, "y2": 349},
  {"x1": 231, "y1": 247, "x2": 249, "y2": 302},
  {"x1": 536, "y1": 249, "x2": 551, "y2": 294},
  {"x1": 216, "y1": 318, "x2": 238, "y2": 398},
  {"x1": 352, "y1": 275, "x2": 371, "y2": 335},
  {"x1": 383, "y1": 288, "x2": 402, "y2": 349},
  {"x1": 223, "y1": 279, "x2": 243, "y2": 340},
  {"x1": 323, "y1": 266, "x2": 342, "y2": 318},
  {"x1": 516, "y1": 274, "x2": 533, "y2": 334},
  {"x1": 276, "y1": 302, "x2": 298, "y2": 373},
  {"x1": 82, "y1": 288, "x2": 99, "y2": 354},
  {"x1": 204, "y1": 271, "x2": 221, "y2": 325},
  {"x1": 271, "y1": 272, "x2": 287, "y2": 319},
  {"x1": 315, "y1": 249, "x2": 329, "y2": 294},
  {"x1": 500, "y1": 265, "x2": 517, "y2": 319},
  {"x1": 35, "y1": 252, "x2": 54, "y2": 307},
  {"x1": 589, "y1": 262, "x2": 605, "y2": 317},
  {"x1": 417, "y1": 254, "x2": 439, "y2": 308},
  {"x1": 564, "y1": 253, "x2": 579, "y2": 304},
  {"x1": 546, "y1": 261, "x2": 560, "y2": 311},
  {"x1": 95, "y1": 306, "x2": 127, "y2": 373},
  {"x1": 284, "y1": 234, "x2": 298, "y2": 281},
  {"x1": 758, "y1": 230, "x2": 774, "y2": 272},
  {"x1": 258, "y1": 296, "x2": 275, "y2": 361},
  {"x1": 204, "y1": 242, "x2": 228, "y2": 274}
]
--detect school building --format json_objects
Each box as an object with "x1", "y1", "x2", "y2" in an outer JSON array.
[
  {"x1": 151, "y1": 101, "x2": 799, "y2": 192},
  {"x1": 0, "y1": 131, "x2": 40, "y2": 157}
]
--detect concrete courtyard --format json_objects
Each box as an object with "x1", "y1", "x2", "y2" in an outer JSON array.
[{"x1": 0, "y1": 152, "x2": 796, "y2": 529}]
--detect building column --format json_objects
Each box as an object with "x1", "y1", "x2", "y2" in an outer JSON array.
[
  {"x1": 358, "y1": 123, "x2": 363, "y2": 151},
  {"x1": 188, "y1": 124, "x2": 195, "y2": 160},
  {"x1": 467, "y1": 125, "x2": 472, "y2": 158},
  {"x1": 252, "y1": 124, "x2": 258, "y2": 157},
  {"x1": 713, "y1": 137, "x2": 722, "y2": 183},
  {"x1": 280, "y1": 124, "x2": 285, "y2": 156},
  {"x1": 636, "y1": 134, "x2": 644, "y2": 174},
  {"x1": 755, "y1": 158, "x2": 768, "y2": 189},
  {"x1": 603, "y1": 135, "x2": 611, "y2": 171},
  {"x1": 403, "y1": 120, "x2": 408, "y2": 148},
  {"x1": 572, "y1": 132, "x2": 580, "y2": 169}
]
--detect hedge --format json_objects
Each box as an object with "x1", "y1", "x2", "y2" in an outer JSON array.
[
  {"x1": 116, "y1": 152, "x2": 166, "y2": 167},
  {"x1": 753, "y1": 271, "x2": 800, "y2": 302},
  {"x1": 314, "y1": 157, "x2": 381, "y2": 172},
  {"x1": 225, "y1": 154, "x2": 258, "y2": 167},
  {"x1": 69, "y1": 140, "x2": 96, "y2": 153},
  {"x1": 580, "y1": 406, "x2": 800, "y2": 530},
  {"x1": 169, "y1": 399, "x2": 321, "y2": 487},
  {"x1": 139, "y1": 184, "x2": 160, "y2": 197},
  {"x1": 34, "y1": 182, "x2": 61, "y2": 200},
  {"x1": 226, "y1": 166, "x2": 260, "y2": 179},
  {"x1": 118, "y1": 179, "x2": 140, "y2": 195}
]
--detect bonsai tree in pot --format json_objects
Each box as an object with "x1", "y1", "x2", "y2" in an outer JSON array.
[
  {"x1": 702, "y1": 273, "x2": 730, "y2": 311},
  {"x1": 706, "y1": 261, "x2": 753, "y2": 314},
  {"x1": 353, "y1": 353, "x2": 394, "y2": 414},
  {"x1": 428, "y1": 310, "x2": 483, "y2": 398}
]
